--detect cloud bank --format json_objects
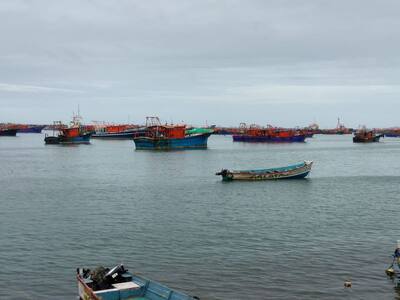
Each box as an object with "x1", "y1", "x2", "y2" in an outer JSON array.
[{"x1": 1, "y1": 0, "x2": 399, "y2": 127}]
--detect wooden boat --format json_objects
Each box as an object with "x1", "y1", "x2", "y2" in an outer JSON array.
[
  {"x1": 216, "y1": 161, "x2": 313, "y2": 181},
  {"x1": 353, "y1": 127, "x2": 383, "y2": 143},
  {"x1": 77, "y1": 264, "x2": 199, "y2": 300}
]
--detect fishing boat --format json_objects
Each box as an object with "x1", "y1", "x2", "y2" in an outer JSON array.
[
  {"x1": 133, "y1": 117, "x2": 212, "y2": 150},
  {"x1": 382, "y1": 128, "x2": 400, "y2": 137},
  {"x1": 17, "y1": 124, "x2": 46, "y2": 133},
  {"x1": 385, "y1": 133, "x2": 400, "y2": 138},
  {"x1": 0, "y1": 127, "x2": 17, "y2": 136},
  {"x1": 77, "y1": 264, "x2": 199, "y2": 300},
  {"x1": 92, "y1": 125, "x2": 146, "y2": 139},
  {"x1": 232, "y1": 124, "x2": 306, "y2": 143},
  {"x1": 320, "y1": 118, "x2": 353, "y2": 135},
  {"x1": 216, "y1": 161, "x2": 313, "y2": 181},
  {"x1": 44, "y1": 115, "x2": 91, "y2": 144},
  {"x1": 353, "y1": 127, "x2": 383, "y2": 143}
]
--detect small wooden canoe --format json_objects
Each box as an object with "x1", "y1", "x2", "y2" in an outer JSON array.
[
  {"x1": 77, "y1": 264, "x2": 199, "y2": 300},
  {"x1": 216, "y1": 161, "x2": 313, "y2": 181}
]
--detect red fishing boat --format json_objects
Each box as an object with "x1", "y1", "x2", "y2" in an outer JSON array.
[
  {"x1": 92, "y1": 124, "x2": 145, "y2": 139},
  {"x1": 232, "y1": 124, "x2": 307, "y2": 143},
  {"x1": 44, "y1": 115, "x2": 92, "y2": 144},
  {"x1": 353, "y1": 126, "x2": 383, "y2": 143},
  {"x1": 133, "y1": 117, "x2": 212, "y2": 150}
]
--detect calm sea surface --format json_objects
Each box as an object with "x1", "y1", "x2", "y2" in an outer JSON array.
[{"x1": 1, "y1": 133, "x2": 400, "y2": 299}]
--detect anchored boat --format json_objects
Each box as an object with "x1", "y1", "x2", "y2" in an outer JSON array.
[
  {"x1": 44, "y1": 115, "x2": 92, "y2": 144},
  {"x1": 232, "y1": 124, "x2": 306, "y2": 143},
  {"x1": 77, "y1": 264, "x2": 199, "y2": 300},
  {"x1": 17, "y1": 124, "x2": 46, "y2": 133},
  {"x1": 92, "y1": 124, "x2": 146, "y2": 139},
  {"x1": 133, "y1": 117, "x2": 212, "y2": 150},
  {"x1": 216, "y1": 161, "x2": 313, "y2": 181},
  {"x1": 353, "y1": 127, "x2": 383, "y2": 143},
  {"x1": 0, "y1": 127, "x2": 17, "y2": 136}
]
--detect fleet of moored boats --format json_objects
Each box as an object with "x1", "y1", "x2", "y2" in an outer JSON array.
[
  {"x1": 1, "y1": 115, "x2": 399, "y2": 184},
  {"x1": 3, "y1": 115, "x2": 400, "y2": 297}
]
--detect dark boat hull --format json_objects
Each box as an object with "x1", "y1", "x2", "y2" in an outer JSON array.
[
  {"x1": 353, "y1": 135, "x2": 382, "y2": 143},
  {"x1": 45, "y1": 133, "x2": 91, "y2": 144},
  {"x1": 134, "y1": 133, "x2": 211, "y2": 150},
  {"x1": 232, "y1": 135, "x2": 306, "y2": 143},
  {"x1": 0, "y1": 129, "x2": 17, "y2": 136},
  {"x1": 384, "y1": 133, "x2": 400, "y2": 138},
  {"x1": 18, "y1": 125, "x2": 46, "y2": 133},
  {"x1": 92, "y1": 132, "x2": 135, "y2": 139},
  {"x1": 92, "y1": 128, "x2": 146, "y2": 139}
]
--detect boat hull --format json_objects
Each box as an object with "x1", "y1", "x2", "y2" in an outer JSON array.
[
  {"x1": 134, "y1": 133, "x2": 211, "y2": 150},
  {"x1": 232, "y1": 135, "x2": 306, "y2": 143},
  {"x1": 0, "y1": 129, "x2": 17, "y2": 136},
  {"x1": 217, "y1": 161, "x2": 313, "y2": 181},
  {"x1": 92, "y1": 128, "x2": 146, "y2": 139},
  {"x1": 45, "y1": 133, "x2": 91, "y2": 144},
  {"x1": 92, "y1": 132, "x2": 135, "y2": 139},
  {"x1": 18, "y1": 125, "x2": 46, "y2": 133},
  {"x1": 353, "y1": 135, "x2": 382, "y2": 143},
  {"x1": 384, "y1": 133, "x2": 400, "y2": 138}
]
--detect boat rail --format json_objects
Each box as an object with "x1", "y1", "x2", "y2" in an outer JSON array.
[{"x1": 77, "y1": 274, "x2": 101, "y2": 300}]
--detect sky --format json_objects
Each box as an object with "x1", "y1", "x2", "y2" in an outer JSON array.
[{"x1": 1, "y1": 0, "x2": 400, "y2": 128}]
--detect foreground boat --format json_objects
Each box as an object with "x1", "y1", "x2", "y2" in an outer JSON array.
[
  {"x1": 216, "y1": 161, "x2": 313, "y2": 181},
  {"x1": 133, "y1": 117, "x2": 212, "y2": 150},
  {"x1": 45, "y1": 116, "x2": 91, "y2": 145},
  {"x1": 77, "y1": 264, "x2": 199, "y2": 300},
  {"x1": 353, "y1": 127, "x2": 383, "y2": 143}
]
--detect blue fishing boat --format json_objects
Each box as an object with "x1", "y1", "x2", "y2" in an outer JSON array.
[
  {"x1": 133, "y1": 117, "x2": 212, "y2": 150},
  {"x1": 216, "y1": 161, "x2": 313, "y2": 181},
  {"x1": 134, "y1": 133, "x2": 211, "y2": 150},
  {"x1": 233, "y1": 134, "x2": 306, "y2": 142},
  {"x1": 17, "y1": 125, "x2": 46, "y2": 133},
  {"x1": 384, "y1": 132, "x2": 400, "y2": 138},
  {"x1": 77, "y1": 264, "x2": 199, "y2": 300}
]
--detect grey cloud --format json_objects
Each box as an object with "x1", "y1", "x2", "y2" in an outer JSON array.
[{"x1": 0, "y1": 0, "x2": 399, "y2": 127}]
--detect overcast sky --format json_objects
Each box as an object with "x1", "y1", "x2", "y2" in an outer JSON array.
[{"x1": 1, "y1": 0, "x2": 399, "y2": 127}]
